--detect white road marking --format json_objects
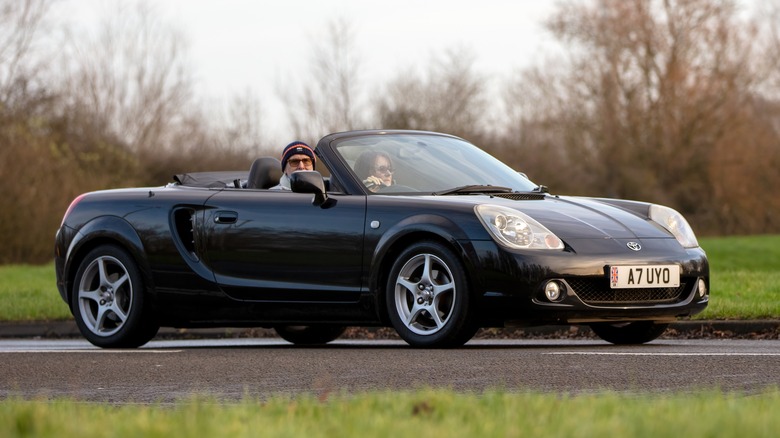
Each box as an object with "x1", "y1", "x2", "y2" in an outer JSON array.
[
  {"x1": 0, "y1": 349, "x2": 181, "y2": 354},
  {"x1": 547, "y1": 352, "x2": 780, "y2": 356}
]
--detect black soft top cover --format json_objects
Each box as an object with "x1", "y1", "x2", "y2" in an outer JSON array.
[{"x1": 172, "y1": 172, "x2": 247, "y2": 188}]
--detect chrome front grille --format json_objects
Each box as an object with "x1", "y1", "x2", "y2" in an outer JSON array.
[{"x1": 566, "y1": 278, "x2": 688, "y2": 304}]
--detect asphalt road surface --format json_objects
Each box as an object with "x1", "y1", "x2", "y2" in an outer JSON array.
[{"x1": 2, "y1": 338, "x2": 779, "y2": 403}]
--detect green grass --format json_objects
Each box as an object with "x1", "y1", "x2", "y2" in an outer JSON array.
[
  {"x1": 0, "y1": 235, "x2": 778, "y2": 322},
  {"x1": 2, "y1": 389, "x2": 780, "y2": 438},
  {"x1": 0, "y1": 264, "x2": 71, "y2": 321},
  {"x1": 701, "y1": 235, "x2": 780, "y2": 272},
  {"x1": 698, "y1": 235, "x2": 780, "y2": 319}
]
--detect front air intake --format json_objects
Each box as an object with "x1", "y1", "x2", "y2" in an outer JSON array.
[
  {"x1": 566, "y1": 278, "x2": 690, "y2": 304},
  {"x1": 491, "y1": 193, "x2": 546, "y2": 201}
]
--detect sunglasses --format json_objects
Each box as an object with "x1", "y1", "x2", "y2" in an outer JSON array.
[
  {"x1": 374, "y1": 165, "x2": 394, "y2": 174},
  {"x1": 287, "y1": 158, "x2": 313, "y2": 167}
]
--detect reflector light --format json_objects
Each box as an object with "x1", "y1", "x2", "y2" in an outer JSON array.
[{"x1": 698, "y1": 278, "x2": 708, "y2": 297}]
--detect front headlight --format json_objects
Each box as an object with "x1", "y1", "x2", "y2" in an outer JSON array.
[
  {"x1": 475, "y1": 204, "x2": 564, "y2": 250},
  {"x1": 649, "y1": 204, "x2": 699, "y2": 248}
]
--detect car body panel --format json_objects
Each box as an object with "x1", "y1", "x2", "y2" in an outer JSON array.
[{"x1": 202, "y1": 189, "x2": 366, "y2": 302}]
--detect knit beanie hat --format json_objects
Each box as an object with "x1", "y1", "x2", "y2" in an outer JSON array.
[{"x1": 281, "y1": 141, "x2": 316, "y2": 171}]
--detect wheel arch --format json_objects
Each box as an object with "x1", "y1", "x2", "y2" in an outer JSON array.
[
  {"x1": 63, "y1": 216, "x2": 154, "y2": 305},
  {"x1": 369, "y1": 215, "x2": 483, "y2": 324}
]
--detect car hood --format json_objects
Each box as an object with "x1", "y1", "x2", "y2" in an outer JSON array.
[
  {"x1": 411, "y1": 194, "x2": 669, "y2": 240},
  {"x1": 496, "y1": 195, "x2": 666, "y2": 240}
]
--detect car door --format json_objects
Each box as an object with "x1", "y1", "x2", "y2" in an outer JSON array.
[{"x1": 201, "y1": 189, "x2": 366, "y2": 302}]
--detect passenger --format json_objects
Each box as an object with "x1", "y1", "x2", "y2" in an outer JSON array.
[
  {"x1": 271, "y1": 141, "x2": 316, "y2": 190},
  {"x1": 355, "y1": 150, "x2": 394, "y2": 192}
]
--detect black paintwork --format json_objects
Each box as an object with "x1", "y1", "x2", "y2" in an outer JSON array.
[{"x1": 55, "y1": 130, "x2": 708, "y2": 330}]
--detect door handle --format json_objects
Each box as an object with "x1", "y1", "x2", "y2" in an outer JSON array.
[{"x1": 214, "y1": 211, "x2": 238, "y2": 224}]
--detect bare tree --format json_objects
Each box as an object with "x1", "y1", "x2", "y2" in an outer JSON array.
[
  {"x1": 0, "y1": 0, "x2": 63, "y2": 263},
  {"x1": 1, "y1": 41, "x2": 145, "y2": 260},
  {"x1": 502, "y1": 0, "x2": 780, "y2": 233},
  {"x1": 753, "y1": 0, "x2": 780, "y2": 98},
  {"x1": 283, "y1": 17, "x2": 365, "y2": 141},
  {"x1": 0, "y1": 0, "x2": 270, "y2": 262},
  {"x1": 217, "y1": 91, "x2": 267, "y2": 154},
  {"x1": 499, "y1": 61, "x2": 588, "y2": 188},
  {"x1": 0, "y1": 0, "x2": 50, "y2": 105},
  {"x1": 375, "y1": 47, "x2": 487, "y2": 141},
  {"x1": 60, "y1": 0, "x2": 194, "y2": 156}
]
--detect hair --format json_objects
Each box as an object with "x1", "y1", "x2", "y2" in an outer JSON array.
[{"x1": 354, "y1": 150, "x2": 393, "y2": 179}]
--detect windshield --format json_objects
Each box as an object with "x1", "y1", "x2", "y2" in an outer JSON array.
[{"x1": 333, "y1": 133, "x2": 538, "y2": 194}]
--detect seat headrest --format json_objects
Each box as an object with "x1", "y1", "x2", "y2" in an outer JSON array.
[{"x1": 247, "y1": 157, "x2": 282, "y2": 189}]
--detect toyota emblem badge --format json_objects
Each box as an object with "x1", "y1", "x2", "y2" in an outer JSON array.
[{"x1": 626, "y1": 242, "x2": 642, "y2": 251}]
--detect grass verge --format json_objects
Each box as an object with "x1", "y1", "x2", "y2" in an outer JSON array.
[
  {"x1": 0, "y1": 264, "x2": 71, "y2": 321},
  {"x1": 697, "y1": 234, "x2": 780, "y2": 319},
  {"x1": 2, "y1": 389, "x2": 780, "y2": 438}
]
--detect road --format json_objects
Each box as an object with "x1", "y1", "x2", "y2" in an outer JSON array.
[{"x1": 2, "y1": 338, "x2": 779, "y2": 403}]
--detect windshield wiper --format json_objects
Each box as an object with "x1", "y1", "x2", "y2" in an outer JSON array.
[{"x1": 433, "y1": 185, "x2": 514, "y2": 196}]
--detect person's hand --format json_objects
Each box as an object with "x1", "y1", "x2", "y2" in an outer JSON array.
[{"x1": 363, "y1": 176, "x2": 383, "y2": 191}]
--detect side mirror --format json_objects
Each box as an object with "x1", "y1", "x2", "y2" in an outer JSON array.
[{"x1": 290, "y1": 171, "x2": 328, "y2": 206}]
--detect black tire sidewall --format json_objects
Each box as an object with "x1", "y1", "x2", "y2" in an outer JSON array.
[{"x1": 385, "y1": 241, "x2": 473, "y2": 348}]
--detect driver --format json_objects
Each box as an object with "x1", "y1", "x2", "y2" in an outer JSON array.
[
  {"x1": 354, "y1": 150, "x2": 394, "y2": 192},
  {"x1": 272, "y1": 141, "x2": 315, "y2": 190}
]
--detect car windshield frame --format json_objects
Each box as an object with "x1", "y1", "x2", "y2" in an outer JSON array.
[{"x1": 331, "y1": 132, "x2": 538, "y2": 195}]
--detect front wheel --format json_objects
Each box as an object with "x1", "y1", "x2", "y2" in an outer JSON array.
[
  {"x1": 589, "y1": 321, "x2": 669, "y2": 345},
  {"x1": 274, "y1": 325, "x2": 347, "y2": 345},
  {"x1": 71, "y1": 245, "x2": 159, "y2": 348},
  {"x1": 385, "y1": 241, "x2": 476, "y2": 348}
]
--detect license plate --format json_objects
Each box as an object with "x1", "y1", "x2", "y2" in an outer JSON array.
[{"x1": 609, "y1": 265, "x2": 680, "y2": 289}]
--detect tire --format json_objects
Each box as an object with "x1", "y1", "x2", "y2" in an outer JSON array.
[
  {"x1": 274, "y1": 325, "x2": 347, "y2": 345},
  {"x1": 71, "y1": 245, "x2": 159, "y2": 348},
  {"x1": 385, "y1": 241, "x2": 476, "y2": 348},
  {"x1": 589, "y1": 321, "x2": 669, "y2": 345}
]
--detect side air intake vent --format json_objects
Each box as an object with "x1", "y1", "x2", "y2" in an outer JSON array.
[{"x1": 173, "y1": 208, "x2": 199, "y2": 261}]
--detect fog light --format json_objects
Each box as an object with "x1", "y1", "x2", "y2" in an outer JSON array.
[
  {"x1": 698, "y1": 278, "x2": 707, "y2": 297},
  {"x1": 544, "y1": 281, "x2": 563, "y2": 302}
]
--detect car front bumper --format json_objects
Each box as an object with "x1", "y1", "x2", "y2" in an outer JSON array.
[{"x1": 466, "y1": 239, "x2": 710, "y2": 326}]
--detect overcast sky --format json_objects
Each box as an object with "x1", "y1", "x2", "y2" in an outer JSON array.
[
  {"x1": 59, "y1": 0, "x2": 559, "y2": 141},
  {"x1": 168, "y1": 1, "x2": 556, "y2": 92}
]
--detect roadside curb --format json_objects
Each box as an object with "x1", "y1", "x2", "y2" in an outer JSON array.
[{"x1": 1, "y1": 320, "x2": 778, "y2": 340}]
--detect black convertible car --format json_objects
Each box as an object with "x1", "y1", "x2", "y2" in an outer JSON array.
[{"x1": 55, "y1": 130, "x2": 709, "y2": 348}]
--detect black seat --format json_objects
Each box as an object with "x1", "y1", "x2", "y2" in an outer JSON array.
[{"x1": 246, "y1": 157, "x2": 282, "y2": 189}]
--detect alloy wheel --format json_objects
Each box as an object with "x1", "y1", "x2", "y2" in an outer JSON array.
[
  {"x1": 76, "y1": 255, "x2": 134, "y2": 337},
  {"x1": 393, "y1": 253, "x2": 456, "y2": 336}
]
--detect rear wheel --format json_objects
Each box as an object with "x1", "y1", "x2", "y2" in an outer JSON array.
[
  {"x1": 386, "y1": 241, "x2": 476, "y2": 348},
  {"x1": 71, "y1": 245, "x2": 159, "y2": 348},
  {"x1": 274, "y1": 325, "x2": 347, "y2": 345},
  {"x1": 589, "y1": 321, "x2": 669, "y2": 345}
]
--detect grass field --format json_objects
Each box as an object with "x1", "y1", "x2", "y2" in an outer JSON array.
[
  {"x1": 0, "y1": 234, "x2": 778, "y2": 321},
  {"x1": 698, "y1": 234, "x2": 780, "y2": 319},
  {"x1": 0, "y1": 264, "x2": 71, "y2": 321},
  {"x1": 2, "y1": 389, "x2": 780, "y2": 437}
]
